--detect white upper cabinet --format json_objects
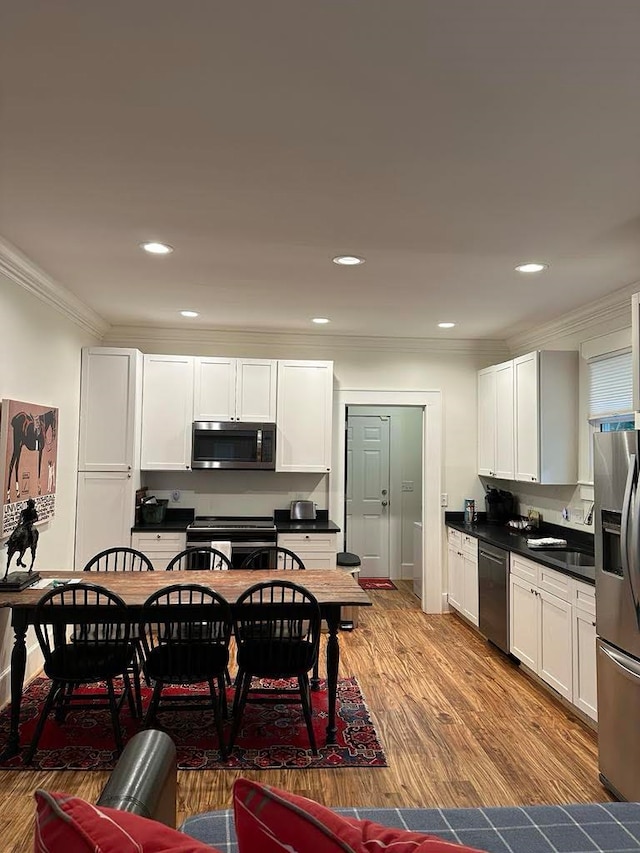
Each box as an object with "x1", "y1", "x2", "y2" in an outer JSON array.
[
  {"x1": 477, "y1": 360, "x2": 514, "y2": 479},
  {"x1": 276, "y1": 360, "x2": 333, "y2": 472},
  {"x1": 480, "y1": 350, "x2": 578, "y2": 484},
  {"x1": 477, "y1": 366, "x2": 497, "y2": 477},
  {"x1": 141, "y1": 354, "x2": 194, "y2": 470},
  {"x1": 193, "y1": 357, "x2": 277, "y2": 422},
  {"x1": 78, "y1": 347, "x2": 142, "y2": 472},
  {"x1": 514, "y1": 350, "x2": 578, "y2": 484}
]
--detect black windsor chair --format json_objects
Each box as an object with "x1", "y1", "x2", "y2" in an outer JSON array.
[
  {"x1": 83, "y1": 546, "x2": 155, "y2": 573},
  {"x1": 228, "y1": 579, "x2": 322, "y2": 755},
  {"x1": 166, "y1": 547, "x2": 232, "y2": 571},
  {"x1": 240, "y1": 546, "x2": 305, "y2": 570},
  {"x1": 25, "y1": 582, "x2": 140, "y2": 763},
  {"x1": 138, "y1": 583, "x2": 233, "y2": 759}
]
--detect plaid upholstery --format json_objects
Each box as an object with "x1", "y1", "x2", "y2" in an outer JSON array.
[{"x1": 180, "y1": 802, "x2": 640, "y2": 853}]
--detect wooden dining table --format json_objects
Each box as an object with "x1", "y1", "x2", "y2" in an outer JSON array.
[{"x1": 0, "y1": 569, "x2": 371, "y2": 760}]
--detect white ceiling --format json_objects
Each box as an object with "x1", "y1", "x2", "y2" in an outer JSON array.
[{"x1": 1, "y1": 0, "x2": 640, "y2": 341}]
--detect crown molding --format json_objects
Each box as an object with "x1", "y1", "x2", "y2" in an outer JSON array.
[
  {"x1": 104, "y1": 324, "x2": 510, "y2": 358},
  {"x1": 506, "y1": 281, "x2": 640, "y2": 354},
  {"x1": 0, "y1": 236, "x2": 109, "y2": 338}
]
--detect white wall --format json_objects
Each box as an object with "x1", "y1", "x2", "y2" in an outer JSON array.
[
  {"x1": 0, "y1": 270, "x2": 97, "y2": 702},
  {"x1": 144, "y1": 469, "x2": 329, "y2": 519}
]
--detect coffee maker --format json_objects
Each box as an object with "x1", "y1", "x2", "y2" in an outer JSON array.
[{"x1": 484, "y1": 487, "x2": 515, "y2": 524}]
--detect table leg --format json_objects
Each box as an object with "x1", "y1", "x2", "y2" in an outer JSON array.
[
  {"x1": 0, "y1": 611, "x2": 28, "y2": 761},
  {"x1": 324, "y1": 605, "x2": 340, "y2": 744}
]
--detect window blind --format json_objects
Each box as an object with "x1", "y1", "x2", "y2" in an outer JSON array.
[{"x1": 588, "y1": 350, "x2": 633, "y2": 418}]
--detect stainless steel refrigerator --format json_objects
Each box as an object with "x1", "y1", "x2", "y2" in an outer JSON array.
[{"x1": 594, "y1": 430, "x2": 640, "y2": 801}]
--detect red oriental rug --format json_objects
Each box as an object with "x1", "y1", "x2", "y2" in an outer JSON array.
[
  {"x1": 358, "y1": 577, "x2": 397, "y2": 590},
  {"x1": 0, "y1": 676, "x2": 387, "y2": 771}
]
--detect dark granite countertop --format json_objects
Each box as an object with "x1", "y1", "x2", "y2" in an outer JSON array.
[
  {"x1": 131, "y1": 507, "x2": 194, "y2": 533},
  {"x1": 273, "y1": 509, "x2": 341, "y2": 534},
  {"x1": 131, "y1": 508, "x2": 342, "y2": 535},
  {"x1": 445, "y1": 512, "x2": 595, "y2": 585}
]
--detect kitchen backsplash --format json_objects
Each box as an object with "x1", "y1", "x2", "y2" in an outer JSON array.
[
  {"x1": 478, "y1": 477, "x2": 594, "y2": 534},
  {"x1": 142, "y1": 470, "x2": 329, "y2": 517}
]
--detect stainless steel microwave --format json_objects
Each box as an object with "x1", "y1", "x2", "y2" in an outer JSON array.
[{"x1": 191, "y1": 421, "x2": 276, "y2": 470}]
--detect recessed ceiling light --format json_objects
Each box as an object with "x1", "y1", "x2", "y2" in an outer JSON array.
[
  {"x1": 515, "y1": 262, "x2": 548, "y2": 273},
  {"x1": 438, "y1": 322, "x2": 456, "y2": 329},
  {"x1": 140, "y1": 241, "x2": 174, "y2": 255},
  {"x1": 312, "y1": 318, "x2": 330, "y2": 324},
  {"x1": 332, "y1": 255, "x2": 365, "y2": 266},
  {"x1": 180, "y1": 310, "x2": 199, "y2": 318}
]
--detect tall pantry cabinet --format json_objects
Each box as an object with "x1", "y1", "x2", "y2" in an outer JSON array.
[{"x1": 74, "y1": 347, "x2": 143, "y2": 570}]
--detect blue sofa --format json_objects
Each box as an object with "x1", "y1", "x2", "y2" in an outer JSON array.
[{"x1": 97, "y1": 730, "x2": 640, "y2": 853}]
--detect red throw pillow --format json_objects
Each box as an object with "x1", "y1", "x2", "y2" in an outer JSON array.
[
  {"x1": 232, "y1": 778, "x2": 484, "y2": 853},
  {"x1": 34, "y1": 790, "x2": 219, "y2": 853}
]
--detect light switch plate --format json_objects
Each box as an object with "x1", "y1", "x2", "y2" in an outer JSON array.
[
  {"x1": 402, "y1": 481, "x2": 414, "y2": 492},
  {"x1": 440, "y1": 493, "x2": 448, "y2": 507}
]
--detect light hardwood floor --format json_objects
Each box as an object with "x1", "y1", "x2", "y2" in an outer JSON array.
[{"x1": 0, "y1": 581, "x2": 609, "y2": 851}]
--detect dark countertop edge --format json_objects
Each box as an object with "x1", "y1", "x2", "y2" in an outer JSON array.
[
  {"x1": 132, "y1": 512, "x2": 341, "y2": 534},
  {"x1": 131, "y1": 523, "x2": 192, "y2": 533},
  {"x1": 445, "y1": 515, "x2": 595, "y2": 585},
  {"x1": 275, "y1": 520, "x2": 341, "y2": 534}
]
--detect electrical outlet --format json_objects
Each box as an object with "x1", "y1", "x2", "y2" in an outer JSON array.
[
  {"x1": 171, "y1": 490, "x2": 181, "y2": 503},
  {"x1": 570, "y1": 507, "x2": 584, "y2": 524},
  {"x1": 440, "y1": 493, "x2": 448, "y2": 507}
]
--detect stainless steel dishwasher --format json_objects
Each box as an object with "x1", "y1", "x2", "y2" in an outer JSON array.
[{"x1": 478, "y1": 541, "x2": 510, "y2": 654}]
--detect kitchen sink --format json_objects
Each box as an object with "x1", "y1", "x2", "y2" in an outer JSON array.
[{"x1": 537, "y1": 548, "x2": 595, "y2": 567}]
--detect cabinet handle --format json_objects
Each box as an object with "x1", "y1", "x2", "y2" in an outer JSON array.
[
  {"x1": 305, "y1": 535, "x2": 310, "y2": 539},
  {"x1": 156, "y1": 534, "x2": 161, "y2": 539},
  {"x1": 127, "y1": 473, "x2": 131, "y2": 479},
  {"x1": 530, "y1": 588, "x2": 535, "y2": 594},
  {"x1": 127, "y1": 465, "x2": 131, "y2": 470},
  {"x1": 592, "y1": 621, "x2": 596, "y2": 627}
]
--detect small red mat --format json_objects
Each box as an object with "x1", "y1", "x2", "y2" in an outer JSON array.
[
  {"x1": 0, "y1": 675, "x2": 387, "y2": 771},
  {"x1": 358, "y1": 577, "x2": 397, "y2": 590}
]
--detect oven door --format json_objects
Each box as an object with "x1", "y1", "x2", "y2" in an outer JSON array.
[
  {"x1": 185, "y1": 536, "x2": 275, "y2": 569},
  {"x1": 228, "y1": 540, "x2": 275, "y2": 569}
]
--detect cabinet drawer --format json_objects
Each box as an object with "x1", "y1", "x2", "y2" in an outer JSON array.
[
  {"x1": 571, "y1": 578, "x2": 596, "y2": 616},
  {"x1": 278, "y1": 533, "x2": 338, "y2": 551},
  {"x1": 447, "y1": 528, "x2": 462, "y2": 548},
  {"x1": 132, "y1": 531, "x2": 186, "y2": 553},
  {"x1": 510, "y1": 554, "x2": 539, "y2": 585},
  {"x1": 538, "y1": 564, "x2": 571, "y2": 602},
  {"x1": 462, "y1": 533, "x2": 477, "y2": 556}
]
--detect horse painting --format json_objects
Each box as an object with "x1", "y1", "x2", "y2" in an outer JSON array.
[{"x1": 5, "y1": 409, "x2": 57, "y2": 503}]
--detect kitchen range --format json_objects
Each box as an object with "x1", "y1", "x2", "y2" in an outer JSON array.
[{"x1": 185, "y1": 516, "x2": 277, "y2": 568}]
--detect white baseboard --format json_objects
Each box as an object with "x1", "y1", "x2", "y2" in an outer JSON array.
[{"x1": 0, "y1": 639, "x2": 43, "y2": 708}]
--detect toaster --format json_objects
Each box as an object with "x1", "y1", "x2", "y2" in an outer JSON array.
[{"x1": 289, "y1": 500, "x2": 317, "y2": 520}]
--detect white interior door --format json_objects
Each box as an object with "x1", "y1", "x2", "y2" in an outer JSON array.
[{"x1": 346, "y1": 415, "x2": 390, "y2": 577}]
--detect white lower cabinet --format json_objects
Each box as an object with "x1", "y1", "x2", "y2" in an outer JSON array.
[
  {"x1": 571, "y1": 581, "x2": 597, "y2": 721},
  {"x1": 75, "y1": 471, "x2": 139, "y2": 571},
  {"x1": 277, "y1": 532, "x2": 338, "y2": 569},
  {"x1": 510, "y1": 554, "x2": 595, "y2": 714},
  {"x1": 538, "y1": 587, "x2": 573, "y2": 701},
  {"x1": 446, "y1": 528, "x2": 478, "y2": 626},
  {"x1": 131, "y1": 531, "x2": 186, "y2": 571}
]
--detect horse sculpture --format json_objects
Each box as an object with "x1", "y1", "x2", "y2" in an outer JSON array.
[
  {"x1": 6, "y1": 409, "x2": 57, "y2": 503},
  {"x1": 3, "y1": 499, "x2": 39, "y2": 581}
]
